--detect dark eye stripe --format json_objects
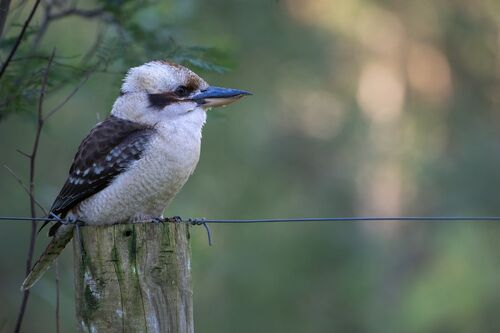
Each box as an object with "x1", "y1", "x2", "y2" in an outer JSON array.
[{"x1": 148, "y1": 93, "x2": 178, "y2": 108}]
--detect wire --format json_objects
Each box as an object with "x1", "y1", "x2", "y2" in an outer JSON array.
[
  {"x1": 4, "y1": 215, "x2": 500, "y2": 223},
  {"x1": 5, "y1": 215, "x2": 500, "y2": 246},
  {"x1": 0, "y1": 216, "x2": 63, "y2": 222},
  {"x1": 189, "y1": 216, "x2": 500, "y2": 223}
]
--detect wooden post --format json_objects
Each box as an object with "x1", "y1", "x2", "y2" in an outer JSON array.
[{"x1": 73, "y1": 222, "x2": 193, "y2": 333}]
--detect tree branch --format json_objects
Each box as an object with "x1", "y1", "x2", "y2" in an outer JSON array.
[
  {"x1": 44, "y1": 72, "x2": 89, "y2": 121},
  {"x1": 0, "y1": 0, "x2": 12, "y2": 38},
  {"x1": 0, "y1": 0, "x2": 41, "y2": 80},
  {"x1": 30, "y1": 6, "x2": 107, "y2": 48},
  {"x1": 55, "y1": 259, "x2": 60, "y2": 333},
  {"x1": 48, "y1": 7, "x2": 105, "y2": 21},
  {"x1": 3, "y1": 165, "x2": 48, "y2": 215},
  {"x1": 13, "y1": 48, "x2": 55, "y2": 333},
  {"x1": 31, "y1": 0, "x2": 51, "y2": 49}
]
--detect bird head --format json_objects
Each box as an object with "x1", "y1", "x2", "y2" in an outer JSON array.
[{"x1": 111, "y1": 60, "x2": 250, "y2": 125}]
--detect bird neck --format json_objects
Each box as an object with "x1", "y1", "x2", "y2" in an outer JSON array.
[{"x1": 155, "y1": 108, "x2": 207, "y2": 138}]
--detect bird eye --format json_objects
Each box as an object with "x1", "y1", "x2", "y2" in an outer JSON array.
[{"x1": 174, "y1": 85, "x2": 190, "y2": 97}]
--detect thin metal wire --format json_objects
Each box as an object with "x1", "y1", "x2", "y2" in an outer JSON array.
[
  {"x1": 4, "y1": 215, "x2": 500, "y2": 246},
  {"x1": 188, "y1": 218, "x2": 213, "y2": 245},
  {"x1": 4, "y1": 215, "x2": 500, "y2": 224},
  {"x1": 0, "y1": 216, "x2": 63, "y2": 222},
  {"x1": 193, "y1": 216, "x2": 500, "y2": 223}
]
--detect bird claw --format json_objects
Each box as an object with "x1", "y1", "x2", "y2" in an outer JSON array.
[
  {"x1": 60, "y1": 215, "x2": 78, "y2": 225},
  {"x1": 151, "y1": 217, "x2": 165, "y2": 224},
  {"x1": 165, "y1": 216, "x2": 182, "y2": 223}
]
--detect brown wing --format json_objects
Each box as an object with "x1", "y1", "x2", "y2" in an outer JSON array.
[{"x1": 44, "y1": 115, "x2": 154, "y2": 235}]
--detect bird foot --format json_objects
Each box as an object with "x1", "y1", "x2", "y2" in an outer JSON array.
[
  {"x1": 60, "y1": 215, "x2": 78, "y2": 225},
  {"x1": 165, "y1": 216, "x2": 183, "y2": 223},
  {"x1": 151, "y1": 217, "x2": 165, "y2": 224}
]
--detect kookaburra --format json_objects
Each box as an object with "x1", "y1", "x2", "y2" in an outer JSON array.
[{"x1": 21, "y1": 60, "x2": 250, "y2": 290}]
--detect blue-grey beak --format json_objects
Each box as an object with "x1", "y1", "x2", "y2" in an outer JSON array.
[{"x1": 190, "y1": 86, "x2": 251, "y2": 108}]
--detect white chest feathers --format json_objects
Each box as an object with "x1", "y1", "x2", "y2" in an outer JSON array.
[{"x1": 77, "y1": 111, "x2": 206, "y2": 224}]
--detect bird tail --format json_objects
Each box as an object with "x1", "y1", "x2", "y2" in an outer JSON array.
[{"x1": 21, "y1": 224, "x2": 74, "y2": 291}]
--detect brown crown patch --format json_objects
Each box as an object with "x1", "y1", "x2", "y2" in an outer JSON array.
[
  {"x1": 152, "y1": 60, "x2": 205, "y2": 92},
  {"x1": 185, "y1": 76, "x2": 202, "y2": 91}
]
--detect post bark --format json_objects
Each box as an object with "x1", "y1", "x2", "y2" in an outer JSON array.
[{"x1": 73, "y1": 222, "x2": 193, "y2": 333}]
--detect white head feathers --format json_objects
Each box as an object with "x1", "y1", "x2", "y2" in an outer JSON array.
[
  {"x1": 121, "y1": 60, "x2": 207, "y2": 94},
  {"x1": 111, "y1": 60, "x2": 209, "y2": 125}
]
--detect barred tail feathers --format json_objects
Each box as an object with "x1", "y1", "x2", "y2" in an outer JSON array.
[{"x1": 21, "y1": 225, "x2": 74, "y2": 291}]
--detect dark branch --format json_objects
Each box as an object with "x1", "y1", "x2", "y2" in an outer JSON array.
[
  {"x1": 44, "y1": 72, "x2": 90, "y2": 121},
  {"x1": 3, "y1": 165, "x2": 48, "y2": 215},
  {"x1": 55, "y1": 260, "x2": 60, "y2": 333},
  {"x1": 13, "y1": 49, "x2": 55, "y2": 333},
  {"x1": 0, "y1": 0, "x2": 12, "y2": 38},
  {"x1": 0, "y1": 0, "x2": 41, "y2": 80},
  {"x1": 48, "y1": 7, "x2": 105, "y2": 21},
  {"x1": 31, "y1": 0, "x2": 51, "y2": 49},
  {"x1": 15, "y1": 149, "x2": 31, "y2": 159},
  {"x1": 28, "y1": 5, "x2": 107, "y2": 53}
]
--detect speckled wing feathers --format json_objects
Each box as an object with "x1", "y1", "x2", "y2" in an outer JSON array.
[
  {"x1": 24, "y1": 116, "x2": 155, "y2": 289},
  {"x1": 46, "y1": 115, "x2": 154, "y2": 235}
]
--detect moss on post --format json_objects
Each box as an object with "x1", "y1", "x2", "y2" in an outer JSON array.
[{"x1": 74, "y1": 222, "x2": 193, "y2": 333}]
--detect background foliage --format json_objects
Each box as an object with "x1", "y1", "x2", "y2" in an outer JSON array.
[{"x1": 1, "y1": 0, "x2": 500, "y2": 332}]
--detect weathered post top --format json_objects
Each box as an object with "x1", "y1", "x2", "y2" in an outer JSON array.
[{"x1": 74, "y1": 222, "x2": 193, "y2": 333}]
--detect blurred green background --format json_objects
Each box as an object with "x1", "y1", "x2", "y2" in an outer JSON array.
[{"x1": 2, "y1": 0, "x2": 500, "y2": 332}]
